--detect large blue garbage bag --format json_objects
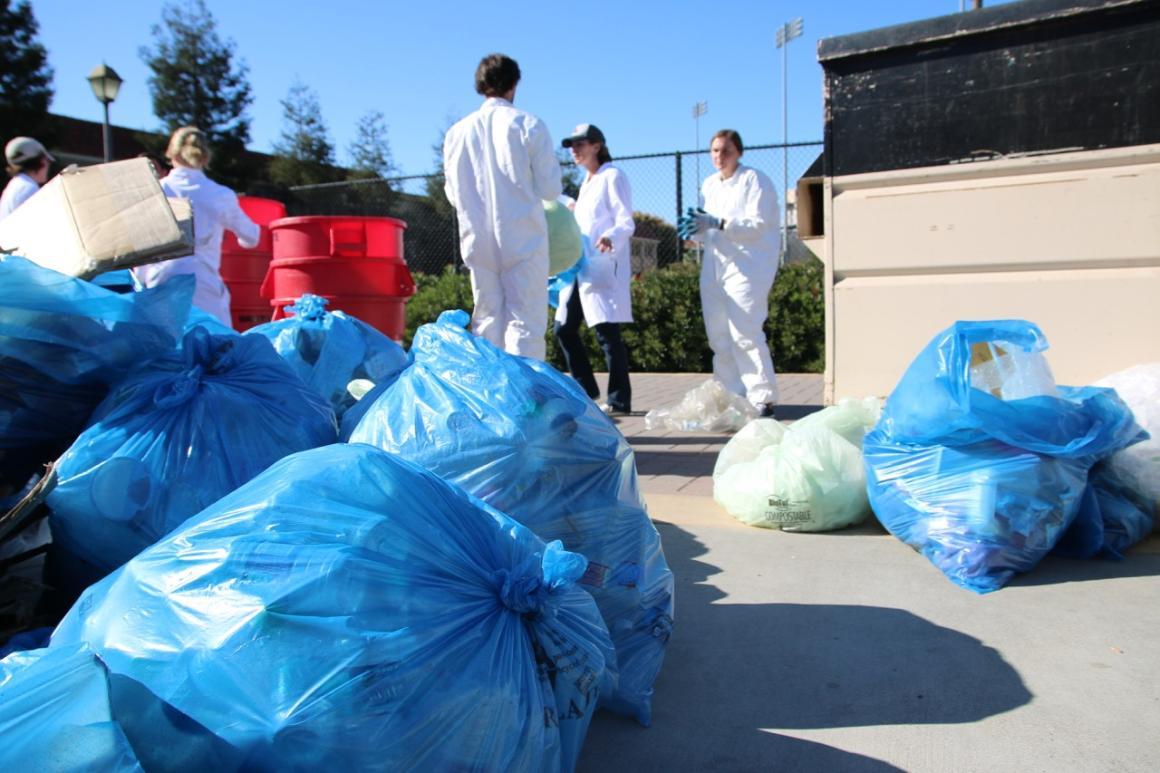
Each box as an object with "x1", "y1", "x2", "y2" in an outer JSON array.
[
  {"x1": 46, "y1": 327, "x2": 337, "y2": 579},
  {"x1": 0, "y1": 643, "x2": 143, "y2": 771},
  {"x1": 48, "y1": 443, "x2": 612, "y2": 772},
  {"x1": 864, "y1": 320, "x2": 1144, "y2": 593},
  {"x1": 246, "y1": 294, "x2": 409, "y2": 419},
  {"x1": 0, "y1": 256, "x2": 192, "y2": 492},
  {"x1": 348, "y1": 309, "x2": 674, "y2": 725}
]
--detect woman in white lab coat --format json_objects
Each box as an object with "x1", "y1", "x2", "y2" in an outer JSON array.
[
  {"x1": 134, "y1": 127, "x2": 258, "y2": 327},
  {"x1": 679, "y1": 129, "x2": 780, "y2": 417},
  {"x1": 555, "y1": 124, "x2": 635, "y2": 415}
]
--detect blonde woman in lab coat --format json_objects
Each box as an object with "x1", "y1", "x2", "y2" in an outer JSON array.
[{"x1": 134, "y1": 127, "x2": 259, "y2": 327}]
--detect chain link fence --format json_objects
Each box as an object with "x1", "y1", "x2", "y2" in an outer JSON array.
[{"x1": 288, "y1": 141, "x2": 822, "y2": 276}]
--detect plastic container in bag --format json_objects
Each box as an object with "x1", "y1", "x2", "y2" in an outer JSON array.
[
  {"x1": 0, "y1": 257, "x2": 192, "y2": 493},
  {"x1": 47, "y1": 327, "x2": 338, "y2": 579},
  {"x1": 245, "y1": 294, "x2": 409, "y2": 419},
  {"x1": 348, "y1": 310, "x2": 673, "y2": 726}
]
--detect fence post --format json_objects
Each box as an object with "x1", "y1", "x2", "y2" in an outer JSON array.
[{"x1": 675, "y1": 151, "x2": 683, "y2": 265}]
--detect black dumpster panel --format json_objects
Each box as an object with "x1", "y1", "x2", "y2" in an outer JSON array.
[{"x1": 820, "y1": 0, "x2": 1160, "y2": 176}]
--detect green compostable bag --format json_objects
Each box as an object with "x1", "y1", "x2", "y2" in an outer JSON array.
[
  {"x1": 713, "y1": 397, "x2": 881, "y2": 531},
  {"x1": 544, "y1": 200, "x2": 583, "y2": 275}
]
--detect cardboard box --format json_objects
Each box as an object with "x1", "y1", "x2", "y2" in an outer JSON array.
[{"x1": 0, "y1": 157, "x2": 193, "y2": 279}]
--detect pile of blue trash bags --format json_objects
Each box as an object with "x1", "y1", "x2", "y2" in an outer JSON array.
[{"x1": 0, "y1": 258, "x2": 672, "y2": 771}]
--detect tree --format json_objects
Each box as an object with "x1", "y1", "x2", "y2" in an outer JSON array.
[
  {"x1": 268, "y1": 79, "x2": 341, "y2": 188},
  {"x1": 139, "y1": 0, "x2": 253, "y2": 188},
  {"x1": 347, "y1": 111, "x2": 396, "y2": 180},
  {"x1": 0, "y1": 0, "x2": 53, "y2": 141},
  {"x1": 557, "y1": 149, "x2": 582, "y2": 200}
]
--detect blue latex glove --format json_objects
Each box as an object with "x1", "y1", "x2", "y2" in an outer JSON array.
[{"x1": 676, "y1": 207, "x2": 720, "y2": 239}]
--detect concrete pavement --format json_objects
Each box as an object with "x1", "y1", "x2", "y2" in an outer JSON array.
[{"x1": 576, "y1": 373, "x2": 1160, "y2": 772}]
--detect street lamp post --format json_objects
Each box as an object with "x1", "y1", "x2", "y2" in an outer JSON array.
[
  {"x1": 776, "y1": 17, "x2": 803, "y2": 262},
  {"x1": 692, "y1": 100, "x2": 708, "y2": 203},
  {"x1": 87, "y1": 64, "x2": 123, "y2": 163}
]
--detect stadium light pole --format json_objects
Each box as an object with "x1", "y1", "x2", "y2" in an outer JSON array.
[
  {"x1": 776, "y1": 17, "x2": 802, "y2": 261},
  {"x1": 692, "y1": 100, "x2": 708, "y2": 202},
  {"x1": 88, "y1": 63, "x2": 123, "y2": 163}
]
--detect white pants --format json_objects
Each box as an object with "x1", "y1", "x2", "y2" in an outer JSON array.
[
  {"x1": 468, "y1": 256, "x2": 548, "y2": 360},
  {"x1": 700, "y1": 258, "x2": 779, "y2": 406}
]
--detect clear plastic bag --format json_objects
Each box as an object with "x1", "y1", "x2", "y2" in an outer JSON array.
[
  {"x1": 714, "y1": 398, "x2": 881, "y2": 531},
  {"x1": 644, "y1": 378, "x2": 757, "y2": 433}
]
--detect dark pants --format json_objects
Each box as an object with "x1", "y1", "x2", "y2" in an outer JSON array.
[{"x1": 554, "y1": 282, "x2": 632, "y2": 411}]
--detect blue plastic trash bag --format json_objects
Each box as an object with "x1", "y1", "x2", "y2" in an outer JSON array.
[
  {"x1": 183, "y1": 303, "x2": 239, "y2": 337},
  {"x1": 864, "y1": 320, "x2": 1144, "y2": 593},
  {"x1": 246, "y1": 294, "x2": 409, "y2": 419},
  {"x1": 50, "y1": 443, "x2": 613, "y2": 773},
  {"x1": 0, "y1": 643, "x2": 143, "y2": 772},
  {"x1": 348, "y1": 309, "x2": 674, "y2": 725},
  {"x1": 46, "y1": 327, "x2": 337, "y2": 579},
  {"x1": 0, "y1": 256, "x2": 192, "y2": 493}
]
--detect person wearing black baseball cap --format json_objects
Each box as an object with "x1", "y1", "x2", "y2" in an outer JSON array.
[
  {"x1": 554, "y1": 123, "x2": 635, "y2": 416},
  {"x1": 1, "y1": 136, "x2": 54, "y2": 222}
]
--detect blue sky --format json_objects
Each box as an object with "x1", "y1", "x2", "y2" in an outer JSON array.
[{"x1": 33, "y1": 0, "x2": 1013, "y2": 176}]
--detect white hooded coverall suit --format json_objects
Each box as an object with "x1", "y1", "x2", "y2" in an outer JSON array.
[
  {"x1": 443, "y1": 97, "x2": 563, "y2": 360},
  {"x1": 134, "y1": 167, "x2": 259, "y2": 327},
  {"x1": 694, "y1": 163, "x2": 781, "y2": 406}
]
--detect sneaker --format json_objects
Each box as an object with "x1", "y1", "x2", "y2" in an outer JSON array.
[
  {"x1": 599, "y1": 402, "x2": 631, "y2": 417},
  {"x1": 757, "y1": 402, "x2": 777, "y2": 419}
]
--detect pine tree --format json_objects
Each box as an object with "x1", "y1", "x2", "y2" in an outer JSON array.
[
  {"x1": 139, "y1": 0, "x2": 253, "y2": 188},
  {"x1": 348, "y1": 111, "x2": 397, "y2": 180},
  {"x1": 0, "y1": 0, "x2": 54, "y2": 142},
  {"x1": 268, "y1": 79, "x2": 340, "y2": 187}
]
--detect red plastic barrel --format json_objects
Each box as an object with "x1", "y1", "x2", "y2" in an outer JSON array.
[
  {"x1": 261, "y1": 216, "x2": 415, "y2": 340},
  {"x1": 221, "y1": 196, "x2": 286, "y2": 331}
]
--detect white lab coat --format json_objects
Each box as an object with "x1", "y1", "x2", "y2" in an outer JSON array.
[
  {"x1": 443, "y1": 97, "x2": 562, "y2": 359},
  {"x1": 0, "y1": 173, "x2": 39, "y2": 222},
  {"x1": 555, "y1": 163, "x2": 635, "y2": 326},
  {"x1": 134, "y1": 167, "x2": 259, "y2": 327},
  {"x1": 696, "y1": 163, "x2": 781, "y2": 406}
]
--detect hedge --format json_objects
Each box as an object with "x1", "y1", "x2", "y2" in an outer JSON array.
[{"x1": 402, "y1": 257, "x2": 824, "y2": 373}]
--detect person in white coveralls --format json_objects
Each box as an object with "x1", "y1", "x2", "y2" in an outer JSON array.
[
  {"x1": 555, "y1": 123, "x2": 635, "y2": 415},
  {"x1": 443, "y1": 53, "x2": 563, "y2": 360},
  {"x1": 678, "y1": 129, "x2": 781, "y2": 418},
  {"x1": 134, "y1": 127, "x2": 259, "y2": 328}
]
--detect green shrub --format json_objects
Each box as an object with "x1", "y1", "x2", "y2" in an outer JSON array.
[
  {"x1": 402, "y1": 266, "x2": 474, "y2": 347},
  {"x1": 403, "y1": 257, "x2": 824, "y2": 373}
]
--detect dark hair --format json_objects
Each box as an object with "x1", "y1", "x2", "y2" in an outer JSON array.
[
  {"x1": 596, "y1": 143, "x2": 612, "y2": 164},
  {"x1": 475, "y1": 53, "x2": 521, "y2": 97},
  {"x1": 711, "y1": 129, "x2": 744, "y2": 155}
]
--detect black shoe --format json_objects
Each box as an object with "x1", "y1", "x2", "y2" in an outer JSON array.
[
  {"x1": 600, "y1": 402, "x2": 632, "y2": 417},
  {"x1": 757, "y1": 403, "x2": 777, "y2": 419}
]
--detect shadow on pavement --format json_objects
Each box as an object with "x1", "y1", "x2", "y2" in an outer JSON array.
[
  {"x1": 579, "y1": 521, "x2": 1032, "y2": 772},
  {"x1": 632, "y1": 450, "x2": 719, "y2": 478},
  {"x1": 1009, "y1": 546, "x2": 1160, "y2": 587}
]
